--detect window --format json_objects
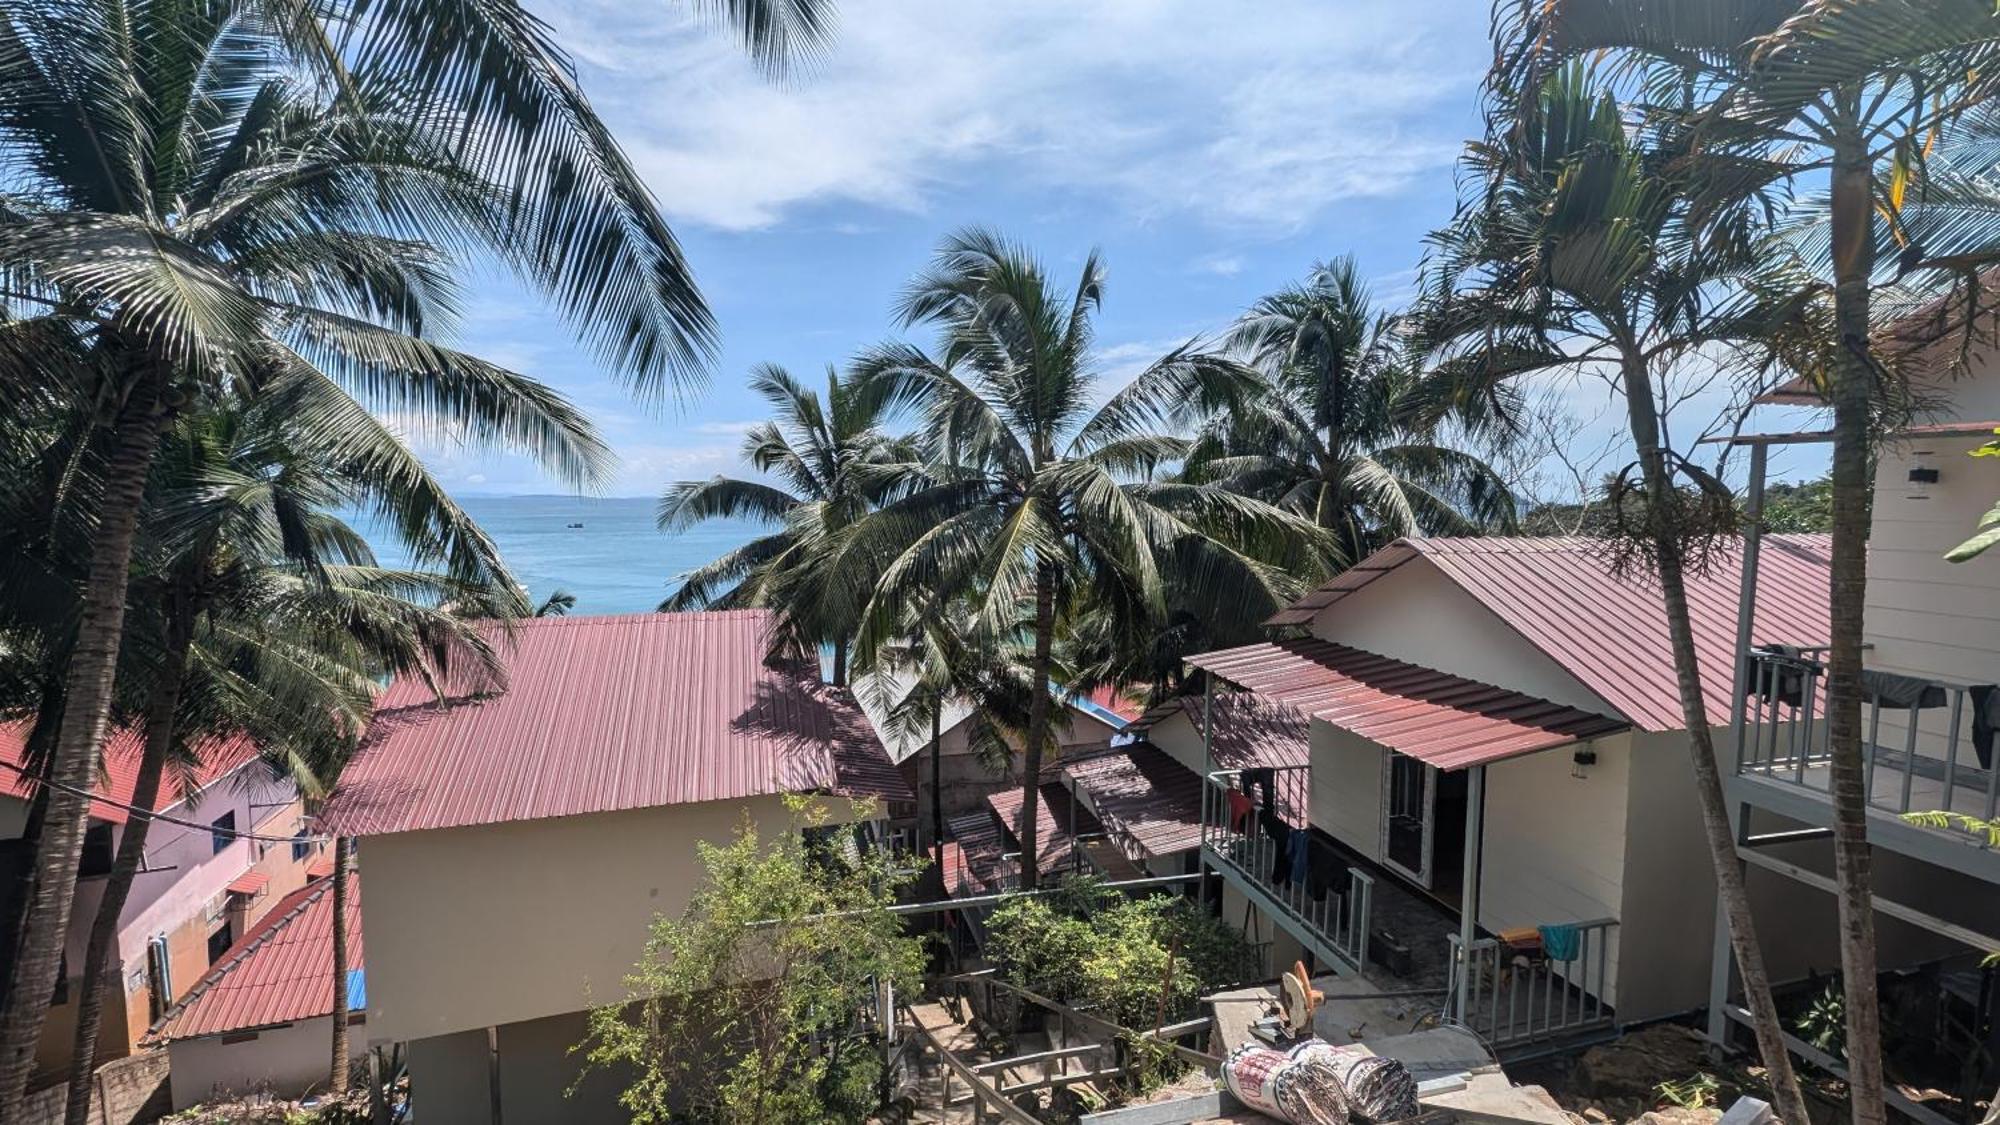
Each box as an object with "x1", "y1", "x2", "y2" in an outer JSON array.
[
  {"x1": 78, "y1": 822, "x2": 114, "y2": 878},
  {"x1": 146, "y1": 936, "x2": 173, "y2": 1020},
  {"x1": 291, "y1": 827, "x2": 313, "y2": 863},
  {"x1": 207, "y1": 923, "x2": 234, "y2": 966},
  {"x1": 210, "y1": 811, "x2": 236, "y2": 855}
]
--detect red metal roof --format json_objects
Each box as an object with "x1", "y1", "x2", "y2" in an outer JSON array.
[
  {"x1": 1077, "y1": 685, "x2": 1146, "y2": 724},
  {"x1": 1264, "y1": 535, "x2": 1831, "y2": 733},
  {"x1": 942, "y1": 810, "x2": 1010, "y2": 897},
  {"x1": 1187, "y1": 638, "x2": 1627, "y2": 771},
  {"x1": 322, "y1": 611, "x2": 908, "y2": 836},
  {"x1": 1133, "y1": 694, "x2": 1310, "y2": 773},
  {"x1": 1059, "y1": 745, "x2": 1208, "y2": 859},
  {"x1": 0, "y1": 724, "x2": 262, "y2": 824},
  {"x1": 150, "y1": 872, "x2": 362, "y2": 1042},
  {"x1": 985, "y1": 782, "x2": 1103, "y2": 876},
  {"x1": 226, "y1": 871, "x2": 269, "y2": 897}
]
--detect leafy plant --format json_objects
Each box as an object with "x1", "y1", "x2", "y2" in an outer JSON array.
[
  {"x1": 1795, "y1": 981, "x2": 1848, "y2": 1057},
  {"x1": 1655, "y1": 1072, "x2": 1722, "y2": 1111},
  {"x1": 1946, "y1": 433, "x2": 2000, "y2": 562},
  {"x1": 575, "y1": 797, "x2": 926, "y2": 1125},
  {"x1": 1901, "y1": 811, "x2": 2000, "y2": 847}
]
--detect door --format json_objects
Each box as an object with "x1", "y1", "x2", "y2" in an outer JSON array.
[{"x1": 1382, "y1": 752, "x2": 1433, "y2": 885}]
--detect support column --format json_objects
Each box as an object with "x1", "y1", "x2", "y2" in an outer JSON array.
[
  {"x1": 1199, "y1": 675, "x2": 1215, "y2": 908},
  {"x1": 1709, "y1": 443, "x2": 1768, "y2": 1048},
  {"x1": 1456, "y1": 765, "x2": 1486, "y2": 1022}
]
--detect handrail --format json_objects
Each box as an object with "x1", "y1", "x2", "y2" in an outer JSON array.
[
  {"x1": 1443, "y1": 918, "x2": 1618, "y2": 1048},
  {"x1": 1199, "y1": 767, "x2": 1371, "y2": 972}
]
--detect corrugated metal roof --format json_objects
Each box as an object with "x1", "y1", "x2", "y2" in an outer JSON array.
[
  {"x1": 149, "y1": 872, "x2": 362, "y2": 1042},
  {"x1": 1188, "y1": 639, "x2": 1628, "y2": 771},
  {"x1": 1060, "y1": 745, "x2": 1208, "y2": 859},
  {"x1": 985, "y1": 782, "x2": 1103, "y2": 876},
  {"x1": 1132, "y1": 694, "x2": 1310, "y2": 773},
  {"x1": 942, "y1": 810, "x2": 1011, "y2": 897},
  {"x1": 1262, "y1": 535, "x2": 1831, "y2": 733},
  {"x1": 322, "y1": 611, "x2": 909, "y2": 836},
  {"x1": 0, "y1": 724, "x2": 262, "y2": 824}
]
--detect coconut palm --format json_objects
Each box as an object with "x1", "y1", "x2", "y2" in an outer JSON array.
[
  {"x1": 1192, "y1": 256, "x2": 1520, "y2": 565},
  {"x1": 1418, "y1": 62, "x2": 1818, "y2": 1121},
  {"x1": 55, "y1": 394, "x2": 509, "y2": 1123},
  {"x1": 0, "y1": 0, "x2": 828, "y2": 1101},
  {"x1": 842, "y1": 229, "x2": 1332, "y2": 889},
  {"x1": 1488, "y1": 6, "x2": 2000, "y2": 1118},
  {"x1": 660, "y1": 364, "x2": 921, "y2": 684}
]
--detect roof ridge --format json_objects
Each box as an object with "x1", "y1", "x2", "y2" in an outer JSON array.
[{"x1": 145, "y1": 873, "x2": 347, "y2": 1043}]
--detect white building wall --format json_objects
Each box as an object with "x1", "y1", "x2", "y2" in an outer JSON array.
[
  {"x1": 167, "y1": 1015, "x2": 365, "y2": 1109},
  {"x1": 1304, "y1": 560, "x2": 1618, "y2": 718},
  {"x1": 1308, "y1": 723, "x2": 1383, "y2": 862},
  {"x1": 1476, "y1": 739, "x2": 1628, "y2": 1010}
]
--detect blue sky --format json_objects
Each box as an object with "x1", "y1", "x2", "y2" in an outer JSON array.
[{"x1": 417, "y1": 0, "x2": 1831, "y2": 500}]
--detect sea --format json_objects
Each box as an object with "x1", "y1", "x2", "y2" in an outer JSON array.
[{"x1": 354, "y1": 495, "x2": 761, "y2": 616}]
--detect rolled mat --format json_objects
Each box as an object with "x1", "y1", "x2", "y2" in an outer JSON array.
[
  {"x1": 1285, "y1": 1041, "x2": 1421, "y2": 1123},
  {"x1": 1223, "y1": 1043, "x2": 1349, "y2": 1125}
]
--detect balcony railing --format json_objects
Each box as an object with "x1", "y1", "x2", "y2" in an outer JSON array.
[
  {"x1": 1443, "y1": 918, "x2": 1618, "y2": 1050},
  {"x1": 1735, "y1": 648, "x2": 1998, "y2": 823},
  {"x1": 1200, "y1": 765, "x2": 1374, "y2": 973}
]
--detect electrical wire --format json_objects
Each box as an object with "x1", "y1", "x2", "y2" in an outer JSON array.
[{"x1": 0, "y1": 758, "x2": 337, "y2": 845}]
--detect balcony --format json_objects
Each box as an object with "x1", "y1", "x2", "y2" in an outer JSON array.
[
  {"x1": 1735, "y1": 648, "x2": 1998, "y2": 828},
  {"x1": 1443, "y1": 919, "x2": 1619, "y2": 1052},
  {"x1": 1199, "y1": 764, "x2": 1374, "y2": 973}
]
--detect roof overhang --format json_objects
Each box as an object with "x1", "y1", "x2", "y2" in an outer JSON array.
[
  {"x1": 1701, "y1": 420, "x2": 2000, "y2": 447},
  {"x1": 1188, "y1": 639, "x2": 1628, "y2": 772}
]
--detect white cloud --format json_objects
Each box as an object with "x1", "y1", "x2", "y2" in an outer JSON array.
[
  {"x1": 1191, "y1": 253, "x2": 1246, "y2": 277},
  {"x1": 541, "y1": 0, "x2": 1485, "y2": 233},
  {"x1": 692, "y1": 419, "x2": 763, "y2": 436}
]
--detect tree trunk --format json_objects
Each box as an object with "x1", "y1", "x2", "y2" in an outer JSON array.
[
  {"x1": 1826, "y1": 116, "x2": 1886, "y2": 1125},
  {"x1": 1016, "y1": 565, "x2": 1057, "y2": 892},
  {"x1": 1619, "y1": 349, "x2": 1812, "y2": 1125},
  {"x1": 930, "y1": 697, "x2": 944, "y2": 863},
  {"x1": 0, "y1": 373, "x2": 167, "y2": 1118},
  {"x1": 330, "y1": 835, "x2": 353, "y2": 1095},
  {"x1": 61, "y1": 606, "x2": 193, "y2": 1125},
  {"x1": 0, "y1": 690, "x2": 68, "y2": 1006},
  {"x1": 831, "y1": 638, "x2": 849, "y2": 688}
]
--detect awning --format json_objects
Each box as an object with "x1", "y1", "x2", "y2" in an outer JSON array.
[
  {"x1": 1061, "y1": 746, "x2": 1208, "y2": 860},
  {"x1": 1188, "y1": 639, "x2": 1627, "y2": 771},
  {"x1": 226, "y1": 871, "x2": 269, "y2": 897},
  {"x1": 986, "y1": 782, "x2": 1102, "y2": 876},
  {"x1": 305, "y1": 856, "x2": 335, "y2": 881}
]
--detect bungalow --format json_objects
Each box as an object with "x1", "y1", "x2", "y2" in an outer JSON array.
[
  {"x1": 1175, "y1": 527, "x2": 2000, "y2": 1055},
  {"x1": 148, "y1": 871, "x2": 364, "y2": 1109},
  {"x1": 0, "y1": 727, "x2": 320, "y2": 1083},
  {"x1": 320, "y1": 609, "x2": 910, "y2": 1125}
]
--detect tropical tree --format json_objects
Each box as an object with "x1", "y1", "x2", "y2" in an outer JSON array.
[
  {"x1": 0, "y1": 0, "x2": 828, "y2": 1105},
  {"x1": 1419, "y1": 62, "x2": 1815, "y2": 1121},
  {"x1": 57, "y1": 396, "x2": 510, "y2": 1123},
  {"x1": 660, "y1": 364, "x2": 920, "y2": 684},
  {"x1": 1490, "y1": 5, "x2": 2000, "y2": 1118},
  {"x1": 1192, "y1": 255, "x2": 1520, "y2": 565},
  {"x1": 842, "y1": 229, "x2": 1332, "y2": 889}
]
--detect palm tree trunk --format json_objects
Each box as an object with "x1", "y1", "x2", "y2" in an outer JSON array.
[
  {"x1": 1017, "y1": 565, "x2": 1057, "y2": 892},
  {"x1": 1620, "y1": 349, "x2": 1812, "y2": 1124},
  {"x1": 62, "y1": 608, "x2": 192, "y2": 1125},
  {"x1": 929, "y1": 697, "x2": 944, "y2": 863},
  {"x1": 330, "y1": 835, "x2": 353, "y2": 1096},
  {"x1": 0, "y1": 372, "x2": 167, "y2": 1118},
  {"x1": 831, "y1": 638, "x2": 849, "y2": 687},
  {"x1": 0, "y1": 688, "x2": 69, "y2": 1006},
  {"x1": 1826, "y1": 116, "x2": 1886, "y2": 1125}
]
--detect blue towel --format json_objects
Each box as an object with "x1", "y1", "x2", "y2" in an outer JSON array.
[
  {"x1": 1539, "y1": 923, "x2": 1581, "y2": 962},
  {"x1": 1289, "y1": 827, "x2": 1310, "y2": 885}
]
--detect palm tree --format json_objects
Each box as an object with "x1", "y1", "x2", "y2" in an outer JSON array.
[
  {"x1": 1488, "y1": 6, "x2": 2000, "y2": 1118},
  {"x1": 1419, "y1": 62, "x2": 1814, "y2": 1121},
  {"x1": 660, "y1": 364, "x2": 920, "y2": 685},
  {"x1": 843, "y1": 229, "x2": 1332, "y2": 889},
  {"x1": 0, "y1": 0, "x2": 828, "y2": 1104},
  {"x1": 57, "y1": 396, "x2": 509, "y2": 1124},
  {"x1": 1193, "y1": 256, "x2": 1520, "y2": 565},
  {"x1": 534, "y1": 590, "x2": 579, "y2": 617}
]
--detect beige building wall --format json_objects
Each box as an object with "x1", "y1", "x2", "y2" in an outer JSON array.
[
  {"x1": 1304, "y1": 560, "x2": 1617, "y2": 717},
  {"x1": 167, "y1": 1014, "x2": 367, "y2": 1110},
  {"x1": 1307, "y1": 723, "x2": 1384, "y2": 862},
  {"x1": 360, "y1": 793, "x2": 795, "y2": 1044}
]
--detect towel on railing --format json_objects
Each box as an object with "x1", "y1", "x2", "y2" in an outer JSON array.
[
  {"x1": 1539, "y1": 923, "x2": 1581, "y2": 962},
  {"x1": 1306, "y1": 837, "x2": 1348, "y2": 902},
  {"x1": 1862, "y1": 669, "x2": 1948, "y2": 710},
  {"x1": 1226, "y1": 789, "x2": 1255, "y2": 831},
  {"x1": 1289, "y1": 827, "x2": 1311, "y2": 885},
  {"x1": 1243, "y1": 766, "x2": 1277, "y2": 811}
]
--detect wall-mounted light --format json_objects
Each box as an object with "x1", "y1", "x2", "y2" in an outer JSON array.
[
  {"x1": 1571, "y1": 746, "x2": 1597, "y2": 779},
  {"x1": 1909, "y1": 453, "x2": 1940, "y2": 499}
]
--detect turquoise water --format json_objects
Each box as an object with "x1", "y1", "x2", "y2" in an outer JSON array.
[{"x1": 357, "y1": 495, "x2": 762, "y2": 616}]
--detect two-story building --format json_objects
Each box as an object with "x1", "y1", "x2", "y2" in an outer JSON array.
[
  {"x1": 0, "y1": 726, "x2": 321, "y2": 1084},
  {"x1": 320, "y1": 609, "x2": 909, "y2": 1125}
]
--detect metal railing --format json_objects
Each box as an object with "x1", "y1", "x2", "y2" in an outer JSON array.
[
  {"x1": 1443, "y1": 918, "x2": 1617, "y2": 1049},
  {"x1": 1735, "y1": 649, "x2": 1998, "y2": 823},
  {"x1": 1200, "y1": 765, "x2": 1373, "y2": 972}
]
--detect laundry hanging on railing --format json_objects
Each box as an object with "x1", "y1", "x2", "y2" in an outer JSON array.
[
  {"x1": 1306, "y1": 837, "x2": 1348, "y2": 903},
  {"x1": 1538, "y1": 922, "x2": 1581, "y2": 962},
  {"x1": 1746, "y1": 645, "x2": 1809, "y2": 707},
  {"x1": 1861, "y1": 669, "x2": 1949, "y2": 710},
  {"x1": 1971, "y1": 684, "x2": 1999, "y2": 770},
  {"x1": 1226, "y1": 788, "x2": 1256, "y2": 831}
]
